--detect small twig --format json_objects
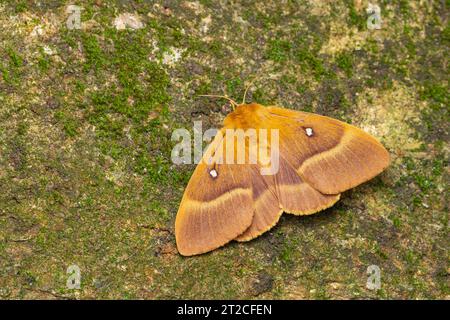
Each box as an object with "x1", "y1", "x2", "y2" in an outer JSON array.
[
  {"x1": 137, "y1": 224, "x2": 172, "y2": 234},
  {"x1": 9, "y1": 235, "x2": 35, "y2": 242},
  {"x1": 33, "y1": 288, "x2": 72, "y2": 300}
]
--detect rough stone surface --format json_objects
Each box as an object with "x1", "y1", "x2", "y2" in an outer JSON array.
[{"x1": 0, "y1": 1, "x2": 448, "y2": 299}]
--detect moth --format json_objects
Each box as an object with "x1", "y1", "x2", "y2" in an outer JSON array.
[{"x1": 175, "y1": 97, "x2": 390, "y2": 256}]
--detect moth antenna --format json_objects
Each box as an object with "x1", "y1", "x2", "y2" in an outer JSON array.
[
  {"x1": 199, "y1": 94, "x2": 238, "y2": 111},
  {"x1": 241, "y1": 79, "x2": 256, "y2": 104}
]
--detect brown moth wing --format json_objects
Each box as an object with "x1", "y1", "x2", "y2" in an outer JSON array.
[
  {"x1": 235, "y1": 127, "x2": 339, "y2": 242},
  {"x1": 235, "y1": 155, "x2": 340, "y2": 242},
  {"x1": 265, "y1": 106, "x2": 390, "y2": 195},
  {"x1": 175, "y1": 160, "x2": 254, "y2": 256},
  {"x1": 234, "y1": 167, "x2": 282, "y2": 242},
  {"x1": 175, "y1": 129, "x2": 256, "y2": 256},
  {"x1": 273, "y1": 155, "x2": 340, "y2": 215}
]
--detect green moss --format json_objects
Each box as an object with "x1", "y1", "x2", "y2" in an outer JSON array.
[
  {"x1": 404, "y1": 250, "x2": 419, "y2": 267},
  {"x1": 265, "y1": 39, "x2": 292, "y2": 63},
  {"x1": 278, "y1": 237, "x2": 298, "y2": 265},
  {"x1": 431, "y1": 158, "x2": 444, "y2": 177},
  {"x1": 419, "y1": 82, "x2": 449, "y2": 139},
  {"x1": 1, "y1": 47, "x2": 24, "y2": 85},
  {"x1": 194, "y1": 81, "x2": 212, "y2": 96},
  {"x1": 55, "y1": 111, "x2": 78, "y2": 137},
  {"x1": 37, "y1": 55, "x2": 50, "y2": 72},
  {"x1": 413, "y1": 174, "x2": 433, "y2": 192},
  {"x1": 336, "y1": 52, "x2": 353, "y2": 77},
  {"x1": 295, "y1": 47, "x2": 328, "y2": 80},
  {"x1": 420, "y1": 83, "x2": 448, "y2": 104},
  {"x1": 391, "y1": 215, "x2": 402, "y2": 228},
  {"x1": 6, "y1": 47, "x2": 23, "y2": 67},
  {"x1": 251, "y1": 87, "x2": 272, "y2": 105},
  {"x1": 442, "y1": 21, "x2": 450, "y2": 44},
  {"x1": 74, "y1": 29, "x2": 171, "y2": 173},
  {"x1": 81, "y1": 33, "x2": 106, "y2": 72},
  {"x1": 398, "y1": 0, "x2": 412, "y2": 17},
  {"x1": 346, "y1": 0, "x2": 366, "y2": 31},
  {"x1": 225, "y1": 78, "x2": 243, "y2": 98},
  {"x1": 17, "y1": 122, "x2": 28, "y2": 136}
]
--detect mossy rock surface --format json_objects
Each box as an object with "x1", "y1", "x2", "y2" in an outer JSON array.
[{"x1": 0, "y1": 1, "x2": 448, "y2": 299}]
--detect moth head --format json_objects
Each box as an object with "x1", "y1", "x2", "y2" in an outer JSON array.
[{"x1": 224, "y1": 103, "x2": 266, "y2": 128}]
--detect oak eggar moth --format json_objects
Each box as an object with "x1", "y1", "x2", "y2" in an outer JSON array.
[{"x1": 175, "y1": 102, "x2": 390, "y2": 256}]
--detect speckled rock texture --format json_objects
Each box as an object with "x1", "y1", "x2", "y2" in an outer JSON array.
[{"x1": 0, "y1": 1, "x2": 448, "y2": 299}]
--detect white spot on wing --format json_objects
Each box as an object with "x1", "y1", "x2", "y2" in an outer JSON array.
[
  {"x1": 305, "y1": 127, "x2": 314, "y2": 137},
  {"x1": 209, "y1": 169, "x2": 218, "y2": 178}
]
